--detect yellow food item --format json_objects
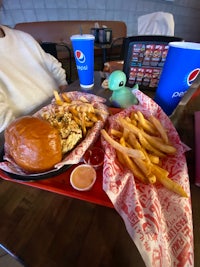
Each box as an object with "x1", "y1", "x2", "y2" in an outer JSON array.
[{"x1": 101, "y1": 110, "x2": 188, "y2": 198}]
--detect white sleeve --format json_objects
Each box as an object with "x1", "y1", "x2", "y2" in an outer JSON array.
[
  {"x1": 0, "y1": 30, "x2": 67, "y2": 134},
  {"x1": 39, "y1": 45, "x2": 68, "y2": 86},
  {"x1": 19, "y1": 32, "x2": 68, "y2": 87},
  {"x1": 0, "y1": 89, "x2": 15, "y2": 133},
  {"x1": 45, "y1": 53, "x2": 68, "y2": 86}
]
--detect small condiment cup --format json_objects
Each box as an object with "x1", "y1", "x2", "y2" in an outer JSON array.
[
  {"x1": 70, "y1": 164, "x2": 96, "y2": 191},
  {"x1": 83, "y1": 147, "x2": 104, "y2": 169}
]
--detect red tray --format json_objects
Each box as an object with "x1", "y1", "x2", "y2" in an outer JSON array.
[
  {"x1": 0, "y1": 161, "x2": 113, "y2": 208},
  {"x1": 0, "y1": 108, "x2": 121, "y2": 209}
]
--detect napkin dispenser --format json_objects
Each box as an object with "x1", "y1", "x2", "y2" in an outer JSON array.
[
  {"x1": 91, "y1": 23, "x2": 112, "y2": 44},
  {"x1": 98, "y1": 28, "x2": 112, "y2": 44}
]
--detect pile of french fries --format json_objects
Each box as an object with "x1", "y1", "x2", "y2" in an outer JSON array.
[
  {"x1": 101, "y1": 110, "x2": 188, "y2": 198},
  {"x1": 53, "y1": 91, "x2": 108, "y2": 136}
]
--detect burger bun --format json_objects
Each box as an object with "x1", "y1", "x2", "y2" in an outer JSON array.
[{"x1": 5, "y1": 116, "x2": 62, "y2": 173}]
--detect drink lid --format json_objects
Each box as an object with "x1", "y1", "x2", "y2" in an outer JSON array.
[
  {"x1": 169, "y1": 42, "x2": 200, "y2": 50},
  {"x1": 70, "y1": 34, "x2": 95, "y2": 40}
]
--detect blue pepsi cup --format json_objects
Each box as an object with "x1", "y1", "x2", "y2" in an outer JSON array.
[
  {"x1": 154, "y1": 42, "x2": 200, "y2": 116},
  {"x1": 70, "y1": 34, "x2": 95, "y2": 89}
]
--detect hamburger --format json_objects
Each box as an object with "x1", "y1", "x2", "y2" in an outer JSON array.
[{"x1": 4, "y1": 116, "x2": 62, "y2": 173}]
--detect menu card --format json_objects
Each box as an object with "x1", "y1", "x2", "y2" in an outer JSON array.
[{"x1": 102, "y1": 89, "x2": 194, "y2": 267}]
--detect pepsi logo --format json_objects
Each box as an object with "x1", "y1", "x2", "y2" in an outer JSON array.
[
  {"x1": 75, "y1": 50, "x2": 86, "y2": 63},
  {"x1": 187, "y1": 68, "x2": 200, "y2": 86}
]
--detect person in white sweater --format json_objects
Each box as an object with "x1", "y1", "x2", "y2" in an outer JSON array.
[{"x1": 0, "y1": 24, "x2": 68, "y2": 133}]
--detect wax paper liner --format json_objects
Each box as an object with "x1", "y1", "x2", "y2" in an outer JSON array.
[
  {"x1": 101, "y1": 89, "x2": 194, "y2": 267},
  {"x1": 0, "y1": 91, "x2": 109, "y2": 175}
]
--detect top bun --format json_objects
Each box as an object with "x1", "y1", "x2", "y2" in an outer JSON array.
[{"x1": 5, "y1": 116, "x2": 62, "y2": 173}]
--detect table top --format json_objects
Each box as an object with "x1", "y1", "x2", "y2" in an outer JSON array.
[{"x1": 0, "y1": 72, "x2": 200, "y2": 267}]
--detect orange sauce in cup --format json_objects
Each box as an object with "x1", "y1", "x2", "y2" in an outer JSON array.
[{"x1": 70, "y1": 164, "x2": 96, "y2": 191}]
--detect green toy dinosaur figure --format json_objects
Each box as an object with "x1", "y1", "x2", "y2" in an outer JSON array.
[{"x1": 108, "y1": 70, "x2": 138, "y2": 108}]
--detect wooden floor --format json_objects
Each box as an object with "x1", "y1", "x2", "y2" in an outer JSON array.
[
  {"x1": 0, "y1": 179, "x2": 146, "y2": 267},
  {"x1": 0, "y1": 178, "x2": 199, "y2": 267}
]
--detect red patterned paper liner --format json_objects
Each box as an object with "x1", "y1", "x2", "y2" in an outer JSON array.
[
  {"x1": 0, "y1": 91, "x2": 109, "y2": 175},
  {"x1": 101, "y1": 89, "x2": 194, "y2": 267}
]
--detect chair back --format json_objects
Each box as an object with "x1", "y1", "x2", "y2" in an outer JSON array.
[
  {"x1": 122, "y1": 35, "x2": 184, "y2": 90},
  {"x1": 41, "y1": 42, "x2": 58, "y2": 59},
  {"x1": 138, "y1": 12, "x2": 175, "y2": 36}
]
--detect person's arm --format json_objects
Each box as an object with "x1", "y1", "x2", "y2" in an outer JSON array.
[
  {"x1": 38, "y1": 45, "x2": 68, "y2": 89},
  {"x1": 0, "y1": 89, "x2": 15, "y2": 133},
  {"x1": 17, "y1": 31, "x2": 68, "y2": 90},
  {"x1": 45, "y1": 53, "x2": 68, "y2": 85}
]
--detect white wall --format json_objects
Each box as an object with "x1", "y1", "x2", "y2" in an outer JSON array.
[{"x1": 1, "y1": 0, "x2": 200, "y2": 42}]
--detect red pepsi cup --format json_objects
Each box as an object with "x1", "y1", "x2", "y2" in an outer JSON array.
[
  {"x1": 70, "y1": 34, "x2": 95, "y2": 89},
  {"x1": 154, "y1": 42, "x2": 200, "y2": 115}
]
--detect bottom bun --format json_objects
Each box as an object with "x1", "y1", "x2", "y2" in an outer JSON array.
[{"x1": 5, "y1": 116, "x2": 62, "y2": 173}]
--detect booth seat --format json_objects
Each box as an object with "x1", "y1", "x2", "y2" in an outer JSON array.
[
  {"x1": 14, "y1": 20, "x2": 127, "y2": 60},
  {"x1": 14, "y1": 20, "x2": 127, "y2": 82}
]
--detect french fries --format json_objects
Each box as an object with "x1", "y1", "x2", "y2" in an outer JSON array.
[
  {"x1": 119, "y1": 117, "x2": 177, "y2": 155},
  {"x1": 54, "y1": 90, "x2": 64, "y2": 105},
  {"x1": 101, "y1": 129, "x2": 145, "y2": 159},
  {"x1": 53, "y1": 91, "x2": 108, "y2": 137},
  {"x1": 149, "y1": 115, "x2": 168, "y2": 144},
  {"x1": 116, "y1": 150, "x2": 148, "y2": 184},
  {"x1": 101, "y1": 110, "x2": 188, "y2": 198}
]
